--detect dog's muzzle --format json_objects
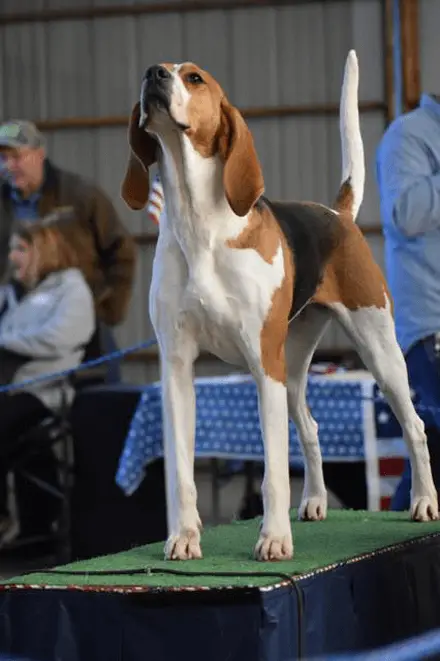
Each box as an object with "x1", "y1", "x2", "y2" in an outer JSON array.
[
  {"x1": 140, "y1": 65, "x2": 172, "y2": 123},
  {"x1": 140, "y1": 65, "x2": 189, "y2": 131}
]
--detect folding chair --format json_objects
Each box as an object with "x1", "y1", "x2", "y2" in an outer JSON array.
[{"x1": 0, "y1": 383, "x2": 74, "y2": 564}]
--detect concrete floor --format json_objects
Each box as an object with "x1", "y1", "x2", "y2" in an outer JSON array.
[{"x1": 0, "y1": 467, "x2": 343, "y2": 581}]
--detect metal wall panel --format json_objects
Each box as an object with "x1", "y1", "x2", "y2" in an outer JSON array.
[
  {"x1": 0, "y1": 0, "x2": 45, "y2": 11},
  {"x1": 1, "y1": 2, "x2": 384, "y2": 115},
  {"x1": 420, "y1": 0, "x2": 440, "y2": 95},
  {"x1": 0, "y1": 0, "x2": 386, "y2": 378},
  {"x1": 1, "y1": 23, "x2": 49, "y2": 119},
  {"x1": 248, "y1": 111, "x2": 384, "y2": 227}
]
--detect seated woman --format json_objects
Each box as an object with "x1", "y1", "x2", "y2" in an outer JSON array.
[{"x1": 0, "y1": 218, "x2": 96, "y2": 548}]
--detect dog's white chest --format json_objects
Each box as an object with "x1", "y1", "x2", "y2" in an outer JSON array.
[
  {"x1": 185, "y1": 257, "x2": 231, "y2": 319},
  {"x1": 177, "y1": 243, "x2": 285, "y2": 364}
]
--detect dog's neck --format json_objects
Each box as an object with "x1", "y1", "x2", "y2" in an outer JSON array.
[{"x1": 149, "y1": 122, "x2": 246, "y2": 257}]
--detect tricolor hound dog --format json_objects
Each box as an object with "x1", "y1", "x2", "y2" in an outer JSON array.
[{"x1": 121, "y1": 51, "x2": 438, "y2": 562}]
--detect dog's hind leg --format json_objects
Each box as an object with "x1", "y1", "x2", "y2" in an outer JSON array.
[
  {"x1": 330, "y1": 299, "x2": 438, "y2": 521},
  {"x1": 285, "y1": 305, "x2": 332, "y2": 521}
]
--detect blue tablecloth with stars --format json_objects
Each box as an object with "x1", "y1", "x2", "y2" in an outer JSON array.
[{"x1": 116, "y1": 372, "x2": 381, "y2": 497}]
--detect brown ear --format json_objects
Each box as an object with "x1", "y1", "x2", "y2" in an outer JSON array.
[
  {"x1": 219, "y1": 98, "x2": 264, "y2": 217},
  {"x1": 121, "y1": 102, "x2": 158, "y2": 210}
]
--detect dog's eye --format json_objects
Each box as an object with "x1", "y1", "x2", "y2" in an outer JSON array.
[{"x1": 186, "y1": 72, "x2": 204, "y2": 85}]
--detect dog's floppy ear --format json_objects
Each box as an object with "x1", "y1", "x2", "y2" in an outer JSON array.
[
  {"x1": 219, "y1": 98, "x2": 264, "y2": 217},
  {"x1": 121, "y1": 102, "x2": 158, "y2": 210}
]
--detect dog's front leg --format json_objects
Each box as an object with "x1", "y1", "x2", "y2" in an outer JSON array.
[
  {"x1": 150, "y1": 235, "x2": 202, "y2": 560},
  {"x1": 254, "y1": 369, "x2": 293, "y2": 561},
  {"x1": 161, "y1": 343, "x2": 202, "y2": 560}
]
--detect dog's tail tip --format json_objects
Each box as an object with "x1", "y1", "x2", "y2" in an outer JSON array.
[
  {"x1": 346, "y1": 49, "x2": 358, "y2": 68},
  {"x1": 336, "y1": 49, "x2": 365, "y2": 222},
  {"x1": 344, "y1": 50, "x2": 359, "y2": 88}
]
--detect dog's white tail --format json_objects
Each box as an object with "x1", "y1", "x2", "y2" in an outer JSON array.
[{"x1": 335, "y1": 49, "x2": 365, "y2": 222}]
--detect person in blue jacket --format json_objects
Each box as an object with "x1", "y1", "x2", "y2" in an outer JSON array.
[{"x1": 376, "y1": 93, "x2": 440, "y2": 510}]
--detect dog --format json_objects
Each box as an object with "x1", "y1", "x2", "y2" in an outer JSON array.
[{"x1": 120, "y1": 50, "x2": 438, "y2": 562}]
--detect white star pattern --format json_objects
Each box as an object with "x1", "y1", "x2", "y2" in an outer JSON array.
[{"x1": 115, "y1": 379, "x2": 373, "y2": 494}]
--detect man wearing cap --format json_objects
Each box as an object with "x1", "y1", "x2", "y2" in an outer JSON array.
[
  {"x1": 0, "y1": 119, "x2": 136, "y2": 551},
  {"x1": 0, "y1": 120, "x2": 136, "y2": 324}
]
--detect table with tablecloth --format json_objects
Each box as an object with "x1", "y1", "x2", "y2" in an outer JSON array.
[{"x1": 116, "y1": 370, "x2": 408, "y2": 511}]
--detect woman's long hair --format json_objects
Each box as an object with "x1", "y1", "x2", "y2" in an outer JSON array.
[{"x1": 13, "y1": 210, "x2": 80, "y2": 283}]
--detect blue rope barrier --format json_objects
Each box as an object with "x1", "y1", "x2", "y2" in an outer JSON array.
[
  {"x1": 1, "y1": 344, "x2": 440, "y2": 419},
  {"x1": 313, "y1": 626, "x2": 440, "y2": 660},
  {"x1": 0, "y1": 336, "x2": 158, "y2": 394}
]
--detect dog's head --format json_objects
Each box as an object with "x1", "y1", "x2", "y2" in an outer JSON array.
[{"x1": 121, "y1": 62, "x2": 264, "y2": 217}]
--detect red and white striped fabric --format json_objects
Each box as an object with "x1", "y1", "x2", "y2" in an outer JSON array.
[
  {"x1": 147, "y1": 175, "x2": 165, "y2": 225},
  {"x1": 365, "y1": 385, "x2": 408, "y2": 511},
  {"x1": 377, "y1": 439, "x2": 407, "y2": 510},
  {"x1": 375, "y1": 388, "x2": 413, "y2": 510}
]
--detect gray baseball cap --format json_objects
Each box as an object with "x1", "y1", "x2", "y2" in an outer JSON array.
[{"x1": 0, "y1": 120, "x2": 45, "y2": 150}]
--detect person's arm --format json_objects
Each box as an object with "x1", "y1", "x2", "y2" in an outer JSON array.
[
  {"x1": 377, "y1": 123, "x2": 440, "y2": 237},
  {"x1": 89, "y1": 187, "x2": 137, "y2": 326},
  {"x1": 0, "y1": 275, "x2": 95, "y2": 359}
]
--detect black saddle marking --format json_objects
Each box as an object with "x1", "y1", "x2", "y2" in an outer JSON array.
[{"x1": 259, "y1": 197, "x2": 343, "y2": 320}]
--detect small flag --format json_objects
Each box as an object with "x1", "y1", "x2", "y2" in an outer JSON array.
[{"x1": 147, "y1": 175, "x2": 165, "y2": 225}]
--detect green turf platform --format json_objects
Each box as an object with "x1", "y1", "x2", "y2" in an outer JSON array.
[{"x1": 2, "y1": 509, "x2": 440, "y2": 593}]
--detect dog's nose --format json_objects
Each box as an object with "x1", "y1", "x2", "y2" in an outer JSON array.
[{"x1": 145, "y1": 65, "x2": 171, "y2": 84}]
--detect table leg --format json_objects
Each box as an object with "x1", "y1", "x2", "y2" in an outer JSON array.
[{"x1": 210, "y1": 459, "x2": 221, "y2": 524}]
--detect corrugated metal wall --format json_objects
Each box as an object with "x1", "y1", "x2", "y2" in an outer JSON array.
[
  {"x1": 0, "y1": 0, "x2": 386, "y2": 383},
  {"x1": 420, "y1": 0, "x2": 440, "y2": 95}
]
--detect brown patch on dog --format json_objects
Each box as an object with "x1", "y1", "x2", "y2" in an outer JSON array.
[
  {"x1": 334, "y1": 178, "x2": 354, "y2": 214},
  {"x1": 260, "y1": 231, "x2": 294, "y2": 384},
  {"x1": 176, "y1": 63, "x2": 264, "y2": 216},
  {"x1": 178, "y1": 63, "x2": 224, "y2": 158},
  {"x1": 121, "y1": 102, "x2": 158, "y2": 211},
  {"x1": 313, "y1": 180, "x2": 389, "y2": 311},
  {"x1": 227, "y1": 203, "x2": 293, "y2": 384},
  {"x1": 226, "y1": 204, "x2": 280, "y2": 264},
  {"x1": 218, "y1": 100, "x2": 264, "y2": 217}
]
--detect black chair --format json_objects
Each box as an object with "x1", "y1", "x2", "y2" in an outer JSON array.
[
  {"x1": 0, "y1": 389, "x2": 74, "y2": 565},
  {"x1": 0, "y1": 324, "x2": 120, "y2": 566}
]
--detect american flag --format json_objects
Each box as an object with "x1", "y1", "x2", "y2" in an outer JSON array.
[
  {"x1": 373, "y1": 383, "x2": 410, "y2": 510},
  {"x1": 147, "y1": 174, "x2": 165, "y2": 225}
]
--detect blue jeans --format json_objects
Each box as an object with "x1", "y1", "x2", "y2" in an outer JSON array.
[{"x1": 391, "y1": 335, "x2": 440, "y2": 510}]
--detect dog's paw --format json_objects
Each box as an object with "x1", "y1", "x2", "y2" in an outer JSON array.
[
  {"x1": 298, "y1": 495, "x2": 327, "y2": 521},
  {"x1": 254, "y1": 529, "x2": 293, "y2": 561},
  {"x1": 164, "y1": 529, "x2": 202, "y2": 560},
  {"x1": 410, "y1": 495, "x2": 439, "y2": 522}
]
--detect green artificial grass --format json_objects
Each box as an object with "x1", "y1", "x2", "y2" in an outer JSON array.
[{"x1": 2, "y1": 509, "x2": 440, "y2": 591}]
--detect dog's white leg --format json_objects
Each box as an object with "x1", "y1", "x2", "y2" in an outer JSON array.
[
  {"x1": 331, "y1": 300, "x2": 438, "y2": 521},
  {"x1": 160, "y1": 341, "x2": 202, "y2": 560},
  {"x1": 285, "y1": 306, "x2": 332, "y2": 521},
  {"x1": 150, "y1": 233, "x2": 202, "y2": 560},
  {"x1": 254, "y1": 369, "x2": 293, "y2": 561}
]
